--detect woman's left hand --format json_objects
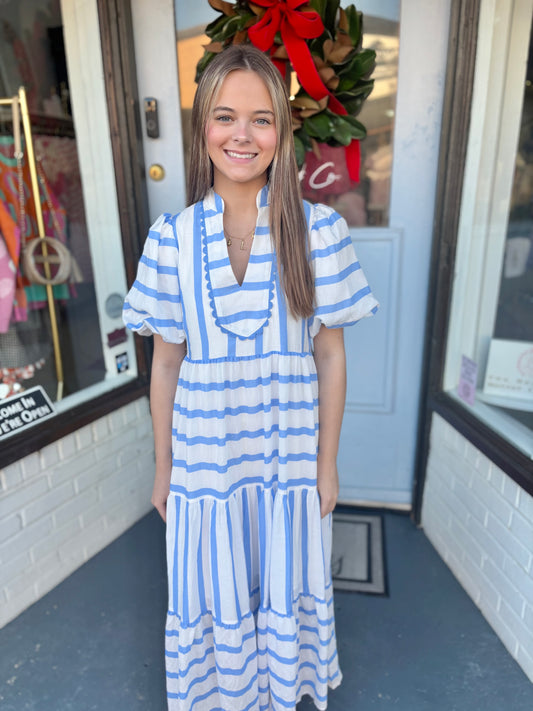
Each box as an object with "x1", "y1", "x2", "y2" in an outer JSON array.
[{"x1": 317, "y1": 455, "x2": 339, "y2": 518}]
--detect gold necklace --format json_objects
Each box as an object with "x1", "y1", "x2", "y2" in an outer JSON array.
[{"x1": 225, "y1": 228, "x2": 255, "y2": 251}]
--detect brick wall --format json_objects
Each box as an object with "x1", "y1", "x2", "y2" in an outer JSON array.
[
  {"x1": 0, "y1": 397, "x2": 154, "y2": 628},
  {"x1": 422, "y1": 413, "x2": 533, "y2": 681}
]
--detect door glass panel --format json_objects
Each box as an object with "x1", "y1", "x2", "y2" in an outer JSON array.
[{"x1": 174, "y1": 0, "x2": 399, "y2": 226}]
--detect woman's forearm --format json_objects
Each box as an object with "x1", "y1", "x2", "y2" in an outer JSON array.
[
  {"x1": 314, "y1": 326, "x2": 347, "y2": 460},
  {"x1": 150, "y1": 336, "x2": 186, "y2": 519},
  {"x1": 313, "y1": 326, "x2": 347, "y2": 517}
]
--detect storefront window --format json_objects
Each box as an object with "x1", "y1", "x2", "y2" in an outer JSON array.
[
  {"x1": 0, "y1": 0, "x2": 136, "y2": 438},
  {"x1": 444, "y1": 0, "x2": 533, "y2": 459},
  {"x1": 488, "y1": 34, "x2": 533, "y2": 433},
  {"x1": 174, "y1": 0, "x2": 399, "y2": 227}
]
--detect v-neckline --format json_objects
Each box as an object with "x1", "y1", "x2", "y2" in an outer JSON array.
[
  {"x1": 225, "y1": 226, "x2": 256, "y2": 288},
  {"x1": 200, "y1": 186, "x2": 277, "y2": 340}
]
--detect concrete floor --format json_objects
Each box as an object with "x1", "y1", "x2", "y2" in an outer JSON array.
[{"x1": 1, "y1": 510, "x2": 532, "y2": 711}]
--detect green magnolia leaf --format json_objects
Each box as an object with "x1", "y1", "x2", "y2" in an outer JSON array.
[
  {"x1": 195, "y1": 52, "x2": 216, "y2": 83},
  {"x1": 356, "y1": 48, "x2": 377, "y2": 78},
  {"x1": 309, "y1": 33, "x2": 331, "y2": 59},
  {"x1": 343, "y1": 5, "x2": 362, "y2": 48},
  {"x1": 331, "y1": 48, "x2": 356, "y2": 69},
  {"x1": 293, "y1": 134, "x2": 306, "y2": 168},
  {"x1": 308, "y1": 0, "x2": 338, "y2": 42},
  {"x1": 342, "y1": 114, "x2": 367, "y2": 138},
  {"x1": 323, "y1": 0, "x2": 340, "y2": 35},
  {"x1": 219, "y1": 14, "x2": 249, "y2": 40},
  {"x1": 357, "y1": 79, "x2": 375, "y2": 98},
  {"x1": 303, "y1": 112, "x2": 332, "y2": 141},
  {"x1": 337, "y1": 49, "x2": 376, "y2": 82},
  {"x1": 205, "y1": 15, "x2": 228, "y2": 38},
  {"x1": 336, "y1": 79, "x2": 374, "y2": 102},
  {"x1": 337, "y1": 76, "x2": 356, "y2": 92},
  {"x1": 237, "y1": 13, "x2": 254, "y2": 29},
  {"x1": 235, "y1": 5, "x2": 253, "y2": 17},
  {"x1": 330, "y1": 117, "x2": 353, "y2": 146},
  {"x1": 343, "y1": 96, "x2": 365, "y2": 115},
  {"x1": 294, "y1": 126, "x2": 312, "y2": 151},
  {"x1": 336, "y1": 55, "x2": 357, "y2": 78},
  {"x1": 309, "y1": 0, "x2": 327, "y2": 19},
  {"x1": 234, "y1": 10, "x2": 254, "y2": 23}
]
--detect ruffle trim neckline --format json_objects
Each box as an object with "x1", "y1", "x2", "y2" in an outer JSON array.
[{"x1": 201, "y1": 186, "x2": 276, "y2": 340}]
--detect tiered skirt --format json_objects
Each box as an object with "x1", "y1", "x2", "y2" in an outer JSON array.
[
  {"x1": 165, "y1": 354, "x2": 341, "y2": 710},
  {"x1": 165, "y1": 487, "x2": 341, "y2": 710}
]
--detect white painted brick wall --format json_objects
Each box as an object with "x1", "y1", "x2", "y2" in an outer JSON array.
[
  {"x1": 422, "y1": 413, "x2": 533, "y2": 681},
  {"x1": 0, "y1": 396, "x2": 154, "y2": 628}
]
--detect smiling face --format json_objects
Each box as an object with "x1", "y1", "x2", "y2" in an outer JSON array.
[{"x1": 206, "y1": 70, "x2": 277, "y2": 194}]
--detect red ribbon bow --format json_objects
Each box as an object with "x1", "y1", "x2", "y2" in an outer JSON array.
[
  {"x1": 248, "y1": 1, "x2": 327, "y2": 101},
  {"x1": 248, "y1": 0, "x2": 359, "y2": 181}
]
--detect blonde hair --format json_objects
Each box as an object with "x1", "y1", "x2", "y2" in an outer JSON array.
[{"x1": 188, "y1": 45, "x2": 314, "y2": 319}]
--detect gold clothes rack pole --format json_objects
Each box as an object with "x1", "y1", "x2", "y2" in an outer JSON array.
[{"x1": 0, "y1": 87, "x2": 64, "y2": 401}]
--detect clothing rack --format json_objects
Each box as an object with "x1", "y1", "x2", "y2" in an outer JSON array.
[{"x1": 0, "y1": 87, "x2": 64, "y2": 401}]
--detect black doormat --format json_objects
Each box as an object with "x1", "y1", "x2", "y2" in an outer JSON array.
[{"x1": 331, "y1": 511, "x2": 387, "y2": 595}]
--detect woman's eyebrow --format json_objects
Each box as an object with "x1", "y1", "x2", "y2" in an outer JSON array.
[{"x1": 212, "y1": 106, "x2": 274, "y2": 116}]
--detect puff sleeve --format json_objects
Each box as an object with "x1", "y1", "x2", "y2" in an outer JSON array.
[
  {"x1": 122, "y1": 213, "x2": 186, "y2": 344},
  {"x1": 309, "y1": 203, "x2": 379, "y2": 338}
]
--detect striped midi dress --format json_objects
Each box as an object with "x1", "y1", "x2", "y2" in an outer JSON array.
[{"x1": 123, "y1": 186, "x2": 378, "y2": 711}]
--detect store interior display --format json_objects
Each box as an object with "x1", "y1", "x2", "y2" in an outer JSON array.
[{"x1": 0, "y1": 0, "x2": 105, "y2": 405}]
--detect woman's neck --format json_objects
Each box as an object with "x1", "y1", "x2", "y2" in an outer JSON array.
[{"x1": 213, "y1": 177, "x2": 266, "y2": 216}]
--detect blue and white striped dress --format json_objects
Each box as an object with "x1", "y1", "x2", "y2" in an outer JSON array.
[{"x1": 123, "y1": 186, "x2": 378, "y2": 711}]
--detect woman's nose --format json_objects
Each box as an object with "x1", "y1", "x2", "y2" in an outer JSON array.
[{"x1": 232, "y1": 120, "x2": 251, "y2": 142}]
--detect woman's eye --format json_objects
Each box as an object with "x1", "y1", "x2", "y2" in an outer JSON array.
[{"x1": 215, "y1": 114, "x2": 232, "y2": 122}]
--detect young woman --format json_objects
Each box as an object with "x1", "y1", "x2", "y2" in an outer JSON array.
[{"x1": 123, "y1": 44, "x2": 378, "y2": 711}]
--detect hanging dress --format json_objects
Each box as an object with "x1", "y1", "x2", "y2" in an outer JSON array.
[{"x1": 123, "y1": 186, "x2": 378, "y2": 711}]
